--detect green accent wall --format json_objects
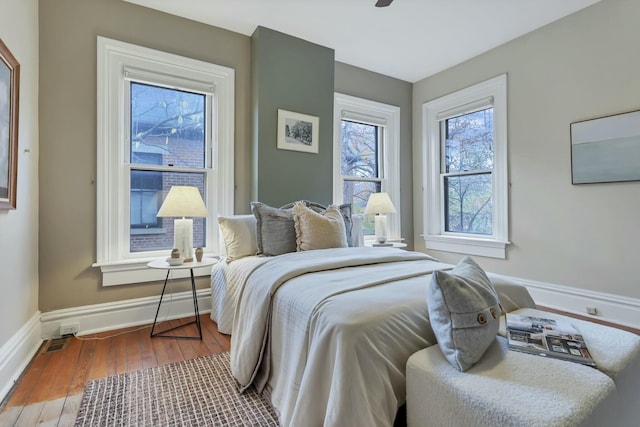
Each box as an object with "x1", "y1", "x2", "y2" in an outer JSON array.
[{"x1": 251, "y1": 27, "x2": 335, "y2": 206}]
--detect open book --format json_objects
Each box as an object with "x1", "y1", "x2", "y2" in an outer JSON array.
[{"x1": 506, "y1": 313, "x2": 596, "y2": 367}]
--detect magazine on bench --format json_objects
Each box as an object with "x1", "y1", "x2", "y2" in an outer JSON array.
[{"x1": 506, "y1": 313, "x2": 596, "y2": 367}]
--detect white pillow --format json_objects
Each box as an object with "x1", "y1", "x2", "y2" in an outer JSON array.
[
  {"x1": 293, "y1": 202, "x2": 348, "y2": 251},
  {"x1": 217, "y1": 215, "x2": 258, "y2": 261},
  {"x1": 351, "y1": 214, "x2": 364, "y2": 247}
]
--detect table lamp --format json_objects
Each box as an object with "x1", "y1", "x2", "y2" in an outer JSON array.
[
  {"x1": 364, "y1": 192, "x2": 397, "y2": 244},
  {"x1": 157, "y1": 186, "x2": 208, "y2": 262}
]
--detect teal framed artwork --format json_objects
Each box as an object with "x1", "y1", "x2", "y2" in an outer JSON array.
[{"x1": 571, "y1": 110, "x2": 640, "y2": 184}]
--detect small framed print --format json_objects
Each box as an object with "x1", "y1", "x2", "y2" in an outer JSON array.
[
  {"x1": 0, "y1": 38, "x2": 19, "y2": 209},
  {"x1": 277, "y1": 109, "x2": 319, "y2": 154}
]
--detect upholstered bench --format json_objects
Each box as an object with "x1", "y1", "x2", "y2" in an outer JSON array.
[{"x1": 407, "y1": 308, "x2": 640, "y2": 427}]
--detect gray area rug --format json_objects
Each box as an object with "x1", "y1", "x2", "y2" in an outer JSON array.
[{"x1": 74, "y1": 352, "x2": 279, "y2": 426}]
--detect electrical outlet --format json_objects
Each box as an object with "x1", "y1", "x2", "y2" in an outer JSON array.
[
  {"x1": 60, "y1": 323, "x2": 80, "y2": 336},
  {"x1": 586, "y1": 306, "x2": 598, "y2": 315}
]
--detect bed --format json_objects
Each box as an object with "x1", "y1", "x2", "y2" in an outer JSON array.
[{"x1": 211, "y1": 202, "x2": 535, "y2": 426}]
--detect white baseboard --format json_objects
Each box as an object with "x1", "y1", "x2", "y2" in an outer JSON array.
[
  {"x1": 40, "y1": 288, "x2": 212, "y2": 339},
  {"x1": 514, "y1": 277, "x2": 640, "y2": 330},
  {"x1": 0, "y1": 312, "x2": 43, "y2": 403}
]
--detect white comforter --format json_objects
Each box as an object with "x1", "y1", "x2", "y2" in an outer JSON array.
[
  {"x1": 230, "y1": 247, "x2": 452, "y2": 427},
  {"x1": 210, "y1": 256, "x2": 268, "y2": 334}
]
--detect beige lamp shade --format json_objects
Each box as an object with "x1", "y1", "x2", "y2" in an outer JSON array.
[
  {"x1": 364, "y1": 192, "x2": 397, "y2": 215},
  {"x1": 157, "y1": 186, "x2": 208, "y2": 218},
  {"x1": 364, "y1": 192, "x2": 396, "y2": 244},
  {"x1": 157, "y1": 186, "x2": 208, "y2": 262}
]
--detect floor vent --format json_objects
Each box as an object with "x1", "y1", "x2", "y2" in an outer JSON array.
[{"x1": 43, "y1": 337, "x2": 70, "y2": 353}]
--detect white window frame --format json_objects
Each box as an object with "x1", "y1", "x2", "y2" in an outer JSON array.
[
  {"x1": 94, "y1": 37, "x2": 235, "y2": 285},
  {"x1": 333, "y1": 93, "x2": 401, "y2": 241},
  {"x1": 422, "y1": 74, "x2": 509, "y2": 258}
]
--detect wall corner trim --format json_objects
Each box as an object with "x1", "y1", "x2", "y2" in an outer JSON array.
[{"x1": 0, "y1": 311, "x2": 43, "y2": 403}]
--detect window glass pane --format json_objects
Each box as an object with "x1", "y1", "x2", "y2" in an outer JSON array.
[
  {"x1": 130, "y1": 171, "x2": 206, "y2": 252},
  {"x1": 444, "y1": 108, "x2": 493, "y2": 173},
  {"x1": 444, "y1": 173, "x2": 492, "y2": 235},
  {"x1": 341, "y1": 120, "x2": 379, "y2": 178},
  {"x1": 343, "y1": 180, "x2": 381, "y2": 236},
  {"x1": 130, "y1": 82, "x2": 206, "y2": 169},
  {"x1": 131, "y1": 170, "x2": 162, "y2": 228}
]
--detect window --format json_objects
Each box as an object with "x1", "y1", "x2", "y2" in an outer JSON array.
[
  {"x1": 96, "y1": 37, "x2": 235, "y2": 285},
  {"x1": 128, "y1": 83, "x2": 207, "y2": 253},
  {"x1": 333, "y1": 93, "x2": 400, "y2": 240},
  {"x1": 340, "y1": 120, "x2": 382, "y2": 235},
  {"x1": 442, "y1": 108, "x2": 493, "y2": 235},
  {"x1": 423, "y1": 74, "x2": 508, "y2": 258}
]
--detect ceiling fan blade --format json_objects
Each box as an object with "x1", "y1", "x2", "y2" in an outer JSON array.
[{"x1": 375, "y1": 0, "x2": 394, "y2": 7}]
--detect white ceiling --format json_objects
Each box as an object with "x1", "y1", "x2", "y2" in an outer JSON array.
[{"x1": 125, "y1": 0, "x2": 599, "y2": 83}]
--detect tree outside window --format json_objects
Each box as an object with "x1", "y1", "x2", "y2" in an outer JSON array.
[
  {"x1": 340, "y1": 120, "x2": 381, "y2": 235},
  {"x1": 442, "y1": 108, "x2": 494, "y2": 235}
]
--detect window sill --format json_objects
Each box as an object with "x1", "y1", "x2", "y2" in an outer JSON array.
[
  {"x1": 423, "y1": 235, "x2": 509, "y2": 259},
  {"x1": 92, "y1": 257, "x2": 217, "y2": 287}
]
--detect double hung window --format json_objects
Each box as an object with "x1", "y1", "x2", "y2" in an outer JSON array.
[
  {"x1": 333, "y1": 94, "x2": 400, "y2": 239},
  {"x1": 423, "y1": 75, "x2": 508, "y2": 258},
  {"x1": 340, "y1": 119, "x2": 382, "y2": 236},
  {"x1": 96, "y1": 37, "x2": 235, "y2": 285},
  {"x1": 441, "y1": 107, "x2": 494, "y2": 235},
  {"x1": 127, "y1": 82, "x2": 208, "y2": 253}
]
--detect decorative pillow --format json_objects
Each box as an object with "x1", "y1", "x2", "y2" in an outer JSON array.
[
  {"x1": 292, "y1": 201, "x2": 348, "y2": 251},
  {"x1": 217, "y1": 215, "x2": 258, "y2": 262},
  {"x1": 351, "y1": 214, "x2": 364, "y2": 247},
  {"x1": 281, "y1": 200, "x2": 353, "y2": 246},
  {"x1": 251, "y1": 202, "x2": 297, "y2": 256},
  {"x1": 427, "y1": 257, "x2": 500, "y2": 372},
  {"x1": 337, "y1": 203, "x2": 353, "y2": 246}
]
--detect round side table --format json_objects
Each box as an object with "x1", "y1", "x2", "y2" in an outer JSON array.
[{"x1": 147, "y1": 258, "x2": 217, "y2": 340}]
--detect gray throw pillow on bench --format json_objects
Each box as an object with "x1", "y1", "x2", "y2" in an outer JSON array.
[{"x1": 427, "y1": 257, "x2": 500, "y2": 372}]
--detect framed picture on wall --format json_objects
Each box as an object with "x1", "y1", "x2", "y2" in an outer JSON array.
[
  {"x1": 571, "y1": 110, "x2": 640, "y2": 184},
  {"x1": 277, "y1": 109, "x2": 319, "y2": 154},
  {"x1": 0, "y1": 38, "x2": 20, "y2": 209}
]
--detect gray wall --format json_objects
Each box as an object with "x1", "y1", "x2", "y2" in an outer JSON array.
[
  {"x1": 251, "y1": 27, "x2": 335, "y2": 206},
  {"x1": 412, "y1": 0, "x2": 640, "y2": 299},
  {"x1": 38, "y1": 0, "x2": 251, "y2": 311},
  {"x1": 334, "y1": 62, "x2": 414, "y2": 248}
]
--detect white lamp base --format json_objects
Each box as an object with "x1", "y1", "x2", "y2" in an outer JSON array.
[
  {"x1": 174, "y1": 218, "x2": 194, "y2": 262},
  {"x1": 374, "y1": 214, "x2": 388, "y2": 244}
]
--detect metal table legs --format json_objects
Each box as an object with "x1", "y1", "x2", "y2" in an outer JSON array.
[{"x1": 150, "y1": 268, "x2": 202, "y2": 340}]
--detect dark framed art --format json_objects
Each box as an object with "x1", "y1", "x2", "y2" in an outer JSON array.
[
  {"x1": 570, "y1": 110, "x2": 640, "y2": 184},
  {"x1": 277, "y1": 109, "x2": 319, "y2": 154},
  {"x1": 0, "y1": 38, "x2": 19, "y2": 209}
]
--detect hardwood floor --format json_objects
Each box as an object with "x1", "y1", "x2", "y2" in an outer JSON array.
[
  {"x1": 0, "y1": 315, "x2": 229, "y2": 426},
  {"x1": 0, "y1": 309, "x2": 636, "y2": 426}
]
